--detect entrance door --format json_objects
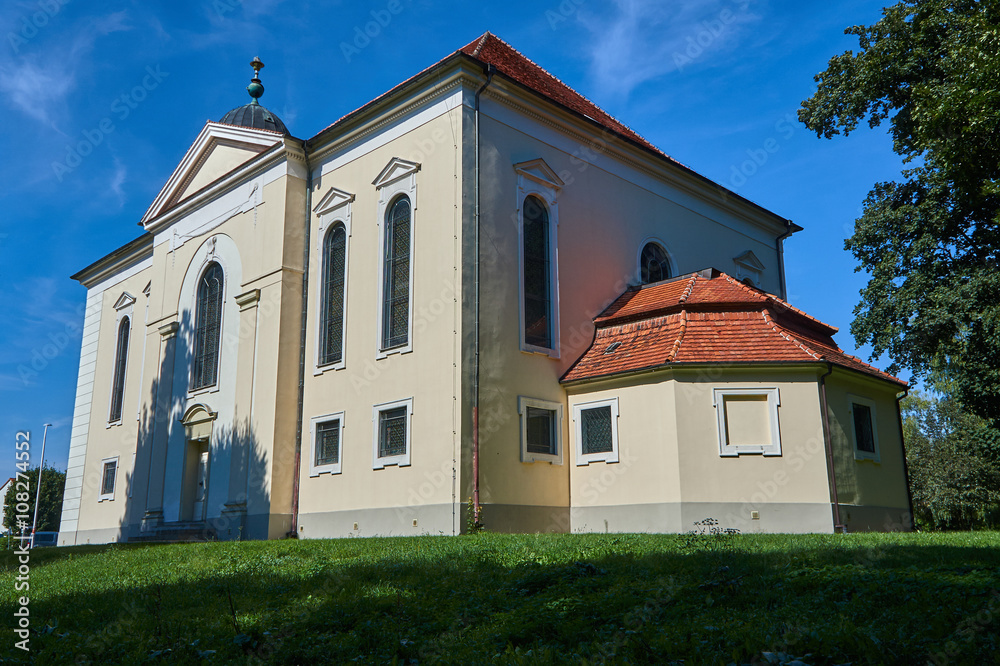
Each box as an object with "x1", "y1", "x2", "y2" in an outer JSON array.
[{"x1": 191, "y1": 448, "x2": 210, "y2": 522}]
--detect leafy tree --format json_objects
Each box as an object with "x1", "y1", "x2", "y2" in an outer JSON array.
[
  {"x1": 902, "y1": 390, "x2": 1000, "y2": 529},
  {"x1": 3, "y1": 466, "x2": 66, "y2": 534},
  {"x1": 799, "y1": 0, "x2": 1000, "y2": 422}
]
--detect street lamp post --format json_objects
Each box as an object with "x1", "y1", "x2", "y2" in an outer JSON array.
[{"x1": 29, "y1": 423, "x2": 52, "y2": 549}]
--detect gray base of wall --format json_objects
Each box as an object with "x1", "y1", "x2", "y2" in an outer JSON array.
[
  {"x1": 839, "y1": 504, "x2": 912, "y2": 532},
  {"x1": 297, "y1": 503, "x2": 460, "y2": 539},
  {"x1": 59, "y1": 526, "x2": 126, "y2": 546},
  {"x1": 480, "y1": 504, "x2": 571, "y2": 534},
  {"x1": 570, "y1": 502, "x2": 837, "y2": 535}
]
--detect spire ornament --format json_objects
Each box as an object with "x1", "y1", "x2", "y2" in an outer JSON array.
[{"x1": 247, "y1": 57, "x2": 265, "y2": 105}]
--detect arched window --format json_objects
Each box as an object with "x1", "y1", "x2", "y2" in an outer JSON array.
[
  {"x1": 640, "y1": 242, "x2": 671, "y2": 284},
  {"x1": 382, "y1": 196, "x2": 411, "y2": 350},
  {"x1": 320, "y1": 224, "x2": 347, "y2": 365},
  {"x1": 192, "y1": 262, "x2": 224, "y2": 390},
  {"x1": 109, "y1": 317, "x2": 130, "y2": 422},
  {"x1": 523, "y1": 195, "x2": 551, "y2": 348}
]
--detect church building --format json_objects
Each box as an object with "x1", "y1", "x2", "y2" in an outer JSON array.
[{"x1": 57, "y1": 33, "x2": 912, "y2": 546}]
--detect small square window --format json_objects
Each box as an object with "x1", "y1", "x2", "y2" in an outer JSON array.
[
  {"x1": 849, "y1": 395, "x2": 880, "y2": 462},
  {"x1": 518, "y1": 396, "x2": 563, "y2": 464},
  {"x1": 574, "y1": 398, "x2": 620, "y2": 465},
  {"x1": 99, "y1": 457, "x2": 118, "y2": 501},
  {"x1": 713, "y1": 388, "x2": 781, "y2": 457},
  {"x1": 310, "y1": 413, "x2": 344, "y2": 476},
  {"x1": 372, "y1": 398, "x2": 412, "y2": 469}
]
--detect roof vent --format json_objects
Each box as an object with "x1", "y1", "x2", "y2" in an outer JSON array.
[{"x1": 603, "y1": 342, "x2": 622, "y2": 354}]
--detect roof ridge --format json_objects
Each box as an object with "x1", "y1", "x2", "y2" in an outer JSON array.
[
  {"x1": 668, "y1": 308, "x2": 688, "y2": 362},
  {"x1": 762, "y1": 309, "x2": 822, "y2": 361},
  {"x1": 467, "y1": 32, "x2": 666, "y2": 157},
  {"x1": 678, "y1": 274, "x2": 699, "y2": 304}
]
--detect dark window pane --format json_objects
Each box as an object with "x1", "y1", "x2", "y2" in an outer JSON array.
[
  {"x1": 526, "y1": 406, "x2": 556, "y2": 455},
  {"x1": 320, "y1": 225, "x2": 347, "y2": 365},
  {"x1": 379, "y1": 406, "x2": 408, "y2": 458},
  {"x1": 192, "y1": 263, "x2": 224, "y2": 390},
  {"x1": 581, "y1": 406, "x2": 614, "y2": 455},
  {"x1": 315, "y1": 419, "x2": 341, "y2": 466},
  {"x1": 109, "y1": 317, "x2": 130, "y2": 422},
  {"x1": 640, "y1": 243, "x2": 670, "y2": 284},
  {"x1": 853, "y1": 403, "x2": 876, "y2": 453},
  {"x1": 382, "y1": 197, "x2": 411, "y2": 350},
  {"x1": 101, "y1": 461, "x2": 116, "y2": 495},
  {"x1": 523, "y1": 196, "x2": 551, "y2": 348}
]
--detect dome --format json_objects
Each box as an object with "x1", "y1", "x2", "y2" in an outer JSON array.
[
  {"x1": 218, "y1": 57, "x2": 289, "y2": 135},
  {"x1": 219, "y1": 102, "x2": 288, "y2": 134}
]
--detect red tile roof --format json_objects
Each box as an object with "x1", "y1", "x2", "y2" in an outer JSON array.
[{"x1": 562, "y1": 271, "x2": 906, "y2": 386}]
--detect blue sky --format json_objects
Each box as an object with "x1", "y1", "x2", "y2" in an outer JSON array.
[{"x1": 0, "y1": 0, "x2": 903, "y2": 481}]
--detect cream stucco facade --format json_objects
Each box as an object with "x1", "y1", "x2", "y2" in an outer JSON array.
[{"x1": 58, "y1": 36, "x2": 910, "y2": 546}]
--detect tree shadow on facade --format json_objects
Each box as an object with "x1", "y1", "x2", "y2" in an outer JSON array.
[{"x1": 115, "y1": 307, "x2": 272, "y2": 543}]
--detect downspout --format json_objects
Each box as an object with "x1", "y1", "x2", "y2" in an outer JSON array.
[
  {"x1": 895, "y1": 388, "x2": 916, "y2": 531},
  {"x1": 776, "y1": 219, "x2": 794, "y2": 301},
  {"x1": 290, "y1": 142, "x2": 313, "y2": 537},
  {"x1": 818, "y1": 363, "x2": 846, "y2": 533},
  {"x1": 471, "y1": 63, "x2": 496, "y2": 529}
]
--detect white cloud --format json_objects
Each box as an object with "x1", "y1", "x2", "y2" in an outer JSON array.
[
  {"x1": 109, "y1": 158, "x2": 127, "y2": 206},
  {"x1": 581, "y1": 0, "x2": 762, "y2": 100},
  {"x1": 0, "y1": 10, "x2": 131, "y2": 127}
]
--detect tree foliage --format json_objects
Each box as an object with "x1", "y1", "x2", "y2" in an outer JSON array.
[
  {"x1": 799, "y1": 0, "x2": 1000, "y2": 422},
  {"x1": 2, "y1": 466, "x2": 66, "y2": 534},
  {"x1": 902, "y1": 390, "x2": 1000, "y2": 529}
]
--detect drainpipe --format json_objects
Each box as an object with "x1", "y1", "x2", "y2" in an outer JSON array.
[
  {"x1": 290, "y1": 142, "x2": 313, "y2": 538},
  {"x1": 471, "y1": 63, "x2": 496, "y2": 530},
  {"x1": 776, "y1": 219, "x2": 794, "y2": 301},
  {"x1": 818, "y1": 363, "x2": 846, "y2": 533},
  {"x1": 895, "y1": 388, "x2": 916, "y2": 531}
]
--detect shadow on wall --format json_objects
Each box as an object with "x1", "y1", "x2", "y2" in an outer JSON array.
[{"x1": 105, "y1": 306, "x2": 272, "y2": 543}]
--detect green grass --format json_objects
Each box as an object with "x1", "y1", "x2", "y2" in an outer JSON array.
[{"x1": 1, "y1": 532, "x2": 999, "y2": 664}]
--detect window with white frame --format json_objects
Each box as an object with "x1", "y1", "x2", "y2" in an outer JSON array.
[
  {"x1": 515, "y1": 159, "x2": 562, "y2": 357},
  {"x1": 310, "y1": 412, "x2": 345, "y2": 476},
  {"x1": 372, "y1": 398, "x2": 413, "y2": 469},
  {"x1": 373, "y1": 157, "x2": 418, "y2": 358},
  {"x1": 518, "y1": 396, "x2": 563, "y2": 464},
  {"x1": 108, "y1": 316, "x2": 130, "y2": 423},
  {"x1": 319, "y1": 224, "x2": 348, "y2": 367},
  {"x1": 849, "y1": 395, "x2": 880, "y2": 461},
  {"x1": 574, "y1": 397, "x2": 620, "y2": 465},
  {"x1": 99, "y1": 457, "x2": 118, "y2": 501},
  {"x1": 191, "y1": 262, "x2": 224, "y2": 390},
  {"x1": 713, "y1": 388, "x2": 781, "y2": 456}
]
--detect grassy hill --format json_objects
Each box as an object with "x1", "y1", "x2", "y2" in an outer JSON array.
[{"x1": 1, "y1": 532, "x2": 999, "y2": 664}]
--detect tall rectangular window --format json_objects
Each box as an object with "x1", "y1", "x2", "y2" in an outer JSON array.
[
  {"x1": 849, "y1": 395, "x2": 880, "y2": 461},
  {"x1": 320, "y1": 224, "x2": 348, "y2": 366},
  {"x1": 109, "y1": 317, "x2": 130, "y2": 423},
  {"x1": 382, "y1": 196, "x2": 411, "y2": 351},
  {"x1": 192, "y1": 262, "x2": 224, "y2": 390},
  {"x1": 522, "y1": 195, "x2": 551, "y2": 349},
  {"x1": 99, "y1": 457, "x2": 118, "y2": 501}
]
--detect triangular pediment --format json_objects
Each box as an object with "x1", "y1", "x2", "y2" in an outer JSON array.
[
  {"x1": 314, "y1": 186, "x2": 355, "y2": 216},
  {"x1": 113, "y1": 291, "x2": 136, "y2": 311},
  {"x1": 372, "y1": 157, "x2": 420, "y2": 189},
  {"x1": 734, "y1": 250, "x2": 766, "y2": 272},
  {"x1": 514, "y1": 158, "x2": 564, "y2": 190},
  {"x1": 141, "y1": 122, "x2": 283, "y2": 227}
]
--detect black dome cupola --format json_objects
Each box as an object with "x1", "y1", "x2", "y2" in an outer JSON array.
[{"x1": 218, "y1": 57, "x2": 289, "y2": 134}]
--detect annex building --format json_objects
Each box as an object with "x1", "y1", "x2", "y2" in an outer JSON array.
[{"x1": 57, "y1": 33, "x2": 912, "y2": 546}]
